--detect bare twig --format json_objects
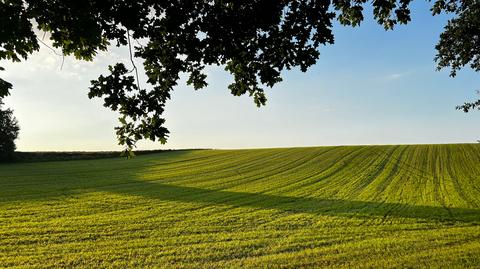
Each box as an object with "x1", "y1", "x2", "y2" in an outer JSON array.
[
  {"x1": 61, "y1": 54, "x2": 65, "y2": 70},
  {"x1": 127, "y1": 30, "x2": 141, "y2": 90},
  {"x1": 36, "y1": 37, "x2": 63, "y2": 57},
  {"x1": 36, "y1": 37, "x2": 65, "y2": 70}
]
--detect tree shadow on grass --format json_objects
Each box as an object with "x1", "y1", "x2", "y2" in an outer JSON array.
[
  {"x1": 3, "y1": 175, "x2": 480, "y2": 223},
  {"x1": 103, "y1": 179, "x2": 480, "y2": 224},
  {"x1": 2, "y1": 149, "x2": 480, "y2": 224}
]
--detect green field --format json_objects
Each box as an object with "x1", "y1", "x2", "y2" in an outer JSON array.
[{"x1": 1, "y1": 144, "x2": 480, "y2": 268}]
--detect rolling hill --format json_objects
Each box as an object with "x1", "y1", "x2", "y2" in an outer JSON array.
[{"x1": 1, "y1": 144, "x2": 479, "y2": 267}]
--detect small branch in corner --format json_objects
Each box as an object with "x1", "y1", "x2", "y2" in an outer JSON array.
[
  {"x1": 36, "y1": 37, "x2": 65, "y2": 71},
  {"x1": 127, "y1": 30, "x2": 141, "y2": 91}
]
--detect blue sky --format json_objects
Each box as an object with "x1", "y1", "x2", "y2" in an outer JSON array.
[{"x1": 2, "y1": 2, "x2": 479, "y2": 151}]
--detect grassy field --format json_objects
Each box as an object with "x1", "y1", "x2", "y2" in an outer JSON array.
[{"x1": 1, "y1": 144, "x2": 480, "y2": 268}]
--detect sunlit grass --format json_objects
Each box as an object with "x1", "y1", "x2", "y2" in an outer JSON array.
[{"x1": 1, "y1": 144, "x2": 480, "y2": 267}]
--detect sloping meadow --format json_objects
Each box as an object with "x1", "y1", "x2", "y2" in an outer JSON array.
[{"x1": 1, "y1": 144, "x2": 479, "y2": 267}]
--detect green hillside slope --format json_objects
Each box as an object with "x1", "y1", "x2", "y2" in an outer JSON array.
[{"x1": 1, "y1": 144, "x2": 480, "y2": 268}]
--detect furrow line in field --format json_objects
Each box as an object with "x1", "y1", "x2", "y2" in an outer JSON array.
[
  {"x1": 145, "y1": 149, "x2": 302, "y2": 186},
  {"x1": 299, "y1": 147, "x2": 396, "y2": 200},
  {"x1": 166, "y1": 148, "x2": 314, "y2": 189},
  {"x1": 322, "y1": 146, "x2": 403, "y2": 200},
  {"x1": 269, "y1": 147, "x2": 368, "y2": 195},
  {"x1": 143, "y1": 149, "x2": 291, "y2": 180},
  {"x1": 208, "y1": 147, "x2": 344, "y2": 192},
  {"x1": 367, "y1": 145, "x2": 409, "y2": 201},
  {"x1": 447, "y1": 146, "x2": 480, "y2": 207}
]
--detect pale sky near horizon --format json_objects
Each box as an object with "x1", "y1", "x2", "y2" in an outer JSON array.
[{"x1": 2, "y1": 2, "x2": 480, "y2": 151}]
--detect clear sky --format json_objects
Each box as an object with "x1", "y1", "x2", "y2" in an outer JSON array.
[{"x1": 2, "y1": 1, "x2": 479, "y2": 151}]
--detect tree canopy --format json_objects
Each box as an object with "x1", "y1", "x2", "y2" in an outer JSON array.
[
  {"x1": 1, "y1": 0, "x2": 479, "y2": 153},
  {"x1": 0, "y1": 100, "x2": 19, "y2": 161}
]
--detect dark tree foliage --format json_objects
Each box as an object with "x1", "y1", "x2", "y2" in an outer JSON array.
[
  {"x1": 0, "y1": 0, "x2": 479, "y2": 153},
  {"x1": 0, "y1": 101, "x2": 19, "y2": 162}
]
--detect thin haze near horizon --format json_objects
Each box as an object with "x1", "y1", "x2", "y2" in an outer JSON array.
[{"x1": 2, "y1": 2, "x2": 480, "y2": 151}]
